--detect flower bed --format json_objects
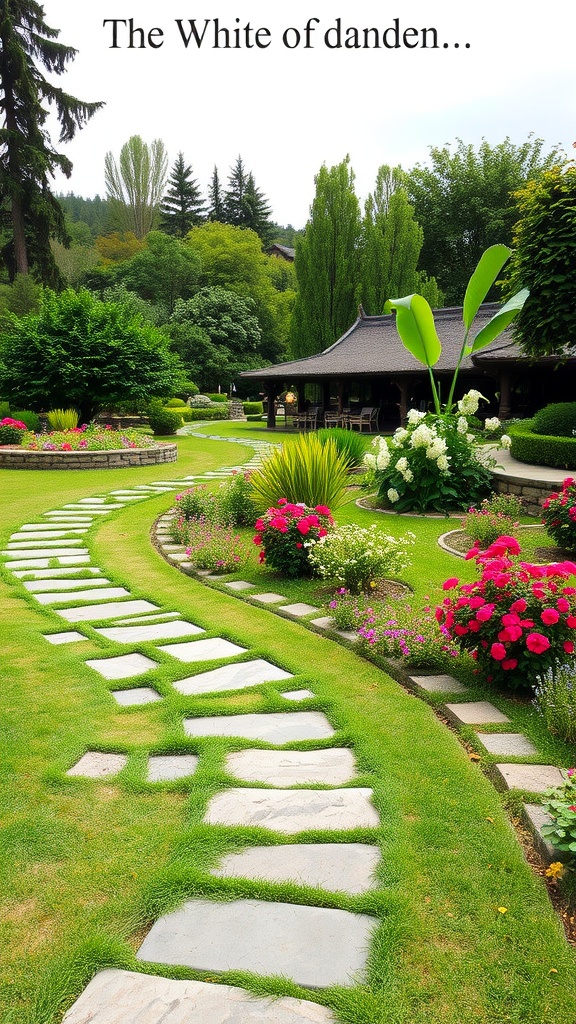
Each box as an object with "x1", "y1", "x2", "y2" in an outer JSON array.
[{"x1": 0, "y1": 424, "x2": 177, "y2": 469}]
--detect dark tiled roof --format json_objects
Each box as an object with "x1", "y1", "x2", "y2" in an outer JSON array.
[
  {"x1": 268, "y1": 244, "x2": 295, "y2": 261},
  {"x1": 242, "y1": 304, "x2": 517, "y2": 380}
]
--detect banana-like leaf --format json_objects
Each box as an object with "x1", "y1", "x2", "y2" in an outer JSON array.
[
  {"x1": 463, "y1": 244, "x2": 512, "y2": 331},
  {"x1": 467, "y1": 289, "x2": 529, "y2": 353},
  {"x1": 385, "y1": 294, "x2": 441, "y2": 368}
]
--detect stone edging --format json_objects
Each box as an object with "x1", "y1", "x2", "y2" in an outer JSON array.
[
  {"x1": 437, "y1": 523, "x2": 546, "y2": 559},
  {"x1": 0, "y1": 443, "x2": 178, "y2": 470}
]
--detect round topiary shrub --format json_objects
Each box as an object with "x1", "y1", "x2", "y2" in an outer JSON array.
[
  {"x1": 165, "y1": 398, "x2": 187, "y2": 408},
  {"x1": 147, "y1": 401, "x2": 182, "y2": 436},
  {"x1": 189, "y1": 394, "x2": 213, "y2": 408},
  {"x1": 532, "y1": 403, "x2": 576, "y2": 438}
]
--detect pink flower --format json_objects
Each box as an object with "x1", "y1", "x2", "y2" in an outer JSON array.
[
  {"x1": 567, "y1": 616, "x2": 576, "y2": 629},
  {"x1": 315, "y1": 505, "x2": 331, "y2": 515},
  {"x1": 296, "y1": 542, "x2": 303, "y2": 548},
  {"x1": 501, "y1": 658, "x2": 518, "y2": 670},
  {"x1": 253, "y1": 535, "x2": 262, "y2": 545},
  {"x1": 541, "y1": 607, "x2": 560, "y2": 625},
  {"x1": 442, "y1": 577, "x2": 459, "y2": 590},
  {"x1": 556, "y1": 597, "x2": 570, "y2": 613},
  {"x1": 296, "y1": 519, "x2": 310, "y2": 535},
  {"x1": 476, "y1": 604, "x2": 495, "y2": 622},
  {"x1": 525, "y1": 632, "x2": 550, "y2": 654},
  {"x1": 490, "y1": 642, "x2": 507, "y2": 661},
  {"x1": 454, "y1": 624, "x2": 468, "y2": 636},
  {"x1": 254, "y1": 519, "x2": 265, "y2": 531},
  {"x1": 564, "y1": 641, "x2": 575, "y2": 654}
]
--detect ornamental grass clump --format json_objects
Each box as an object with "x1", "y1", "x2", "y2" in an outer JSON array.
[
  {"x1": 253, "y1": 500, "x2": 334, "y2": 578},
  {"x1": 437, "y1": 535, "x2": 576, "y2": 689},
  {"x1": 250, "y1": 433, "x2": 350, "y2": 512},
  {"x1": 533, "y1": 662, "x2": 576, "y2": 743},
  {"x1": 542, "y1": 477, "x2": 576, "y2": 553},
  {"x1": 541, "y1": 769, "x2": 576, "y2": 858},
  {"x1": 47, "y1": 407, "x2": 79, "y2": 430},
  {"x1": 308, "y1": 524, "x2": 414, "y2": 593}
]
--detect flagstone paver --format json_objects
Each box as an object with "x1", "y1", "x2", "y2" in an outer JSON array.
[
  {"x1": 205, "y1": 788, "x2": 379, "y2": 833},
  {"x1": 43, "y1": 631, "x2": 86, "y2": 645},
  {"x1": 86, "y1": 653, "x2": 159, "y2": 680},
  {"x1": 279, "y1": 603, "x2": 322, "y2": 617},
  {"x1": 61, "y1": 968, "x2": 336, "y2": 1023},
  {"x1": 6, "y1": 556, "x2": 92, "y2": 570},
  {"x1": 225, "y1": 748, "x2": 357, "y2": 786},
  {"x1": 111, "y1": 687, "x2": 162, "y2": 706},
  {"x1": 173, "y1": 658, "x2": 292, "y2": 696},
  {"x1": 11, "y1": 530, "x2": 88, "y2": 540},
  {"x1": 493, "y1": 763, "x2": 564, "y2": 793},
  {"x1": 475, "y1": 732, "x2": 538, "y2": 756},
  {"x1": 58, "y1": 600, "x2": 159, "y2": 622},
  {"x1": 282, "y1": 689, "x2": 315, "y2": 701},
  {"x1": 157, "y1": 637, "x2": 247, "y2": 662},
  {"x1": 251, "y1": 592, "x2": 287, "y2": 604},
  {"x1": 310, "y1": 617, "x2": 335, "y2": 630},
  {"x1": 409, "y1": 673, "x2": 468, "y2": 694},
  {"x1": 522, "y1": 804, "x2": 556, "y2": 862},
  {"x1": 114, "y1": 611, "x2": 181, "y2": 625},
  {"x1": 211, "y1": 843, "x2": 380, "y2": 895},
  {"x1": 95, "y1": 620, "x2": 204, "y2": 643},
  {"x1": 67, "y1": 752, "x2": 127, "y2": 778},
  {"x1": 14, "y1": 567, "x2": 102, "y2": 579},
  {"x1": 225, "y1": 580, "x2": 256, "y2": 591},
  {"x1": 444, "y1": 701, "x2": 510, "y2": 726},
  {"x1": 184, "y1": 711, "x2": 335, "y2": 744},
  {"x1": 35, "y1": 586, "x2": 131, "y2": 605},
  {"x1": 136, "y1": 898, "x2": 376, "y2": 988},
  {"x1": 2, "y1": 547, "x2": 87, "y2": 559},
  {"x1": 25, "y1": 578, "x2": 112, "y2": 592},
  {"x1": 7, "y1": 538, "x2": 86, "y2": 548},
  {"x1": 147, "y1": 754, "x2": 199, "y2": 782}
]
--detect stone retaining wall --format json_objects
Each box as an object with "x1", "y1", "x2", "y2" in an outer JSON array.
[
  {"x1": 0, "y1": 443, "x2": 178, "y2": 470},
  {"x1": 492, "y1": 469, "x2": 551, "y2": 517}
]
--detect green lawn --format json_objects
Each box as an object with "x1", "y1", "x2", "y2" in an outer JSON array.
[{"x1": 2, "y1": 426, "x2": 576, "y2": 1024}]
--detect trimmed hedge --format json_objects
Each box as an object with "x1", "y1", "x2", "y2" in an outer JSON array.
[
  {"x1": 246, "y1": 414, "x2": 265, "y2": 422},
  {"x1": 205, "y1": 393, "x2": 229, "y2": 403},
  {"x1": 532, "y1": 402, "x2": 576, "y2": 438},
  {"x1": 243, "y1": 401, "x2": 264, "y2": 416},
  {"x1": 165, "y1": 397, "x2": 187, "y2": 408},
  {"x1": 509, "y1": 421, "x2": 576, "y2": 469},
  {"x1": 185, "y1": 407, "x2": 229, "y2": 421}
]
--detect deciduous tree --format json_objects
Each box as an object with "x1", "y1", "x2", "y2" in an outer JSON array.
[{"x1": 104, "y1": 136, "x2": 168, "y2": 239}]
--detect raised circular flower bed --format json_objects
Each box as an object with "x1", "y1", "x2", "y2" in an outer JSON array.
[{"x1": 0, "y1": 443, "x2": 178, "y2": 470}]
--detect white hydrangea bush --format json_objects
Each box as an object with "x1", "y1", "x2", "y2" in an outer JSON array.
[{"x1": 308, "y1": 524, "x2": 414, "y2": 593}]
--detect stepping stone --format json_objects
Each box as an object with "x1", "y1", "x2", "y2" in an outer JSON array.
[
  {"x1": 7, "y1": 538, "x2": 85, "y2": 548},
  {"x1": 24, "y1": 578, "x2": 112, "y2": 592},
  {"x1": 225, "y1": 748, "x2": 357, "y2": 786},
  {"x1": 111, "y1": 687, "x2": 162, "y2": 706},
  {"x1": 86, "y1": 653, "x2": 159, "y2": 680},
  {"x1": 205, "y1": 788, "x2": 378, "y2": 834},
  {"x1": 173, "y1": 658, "x2": 292, "y2": 696},
  {"x1": 113, "y1": 611, "x2": 181, "y2": 625},
  {"x1": 160, "y1": 543, "x2": 184, "y2": 551},
  {"x1": 335, "y1": 630, "x2": 359, "y2": 642},
  {"x1": 95, "y1": 620, "x2": 204, "y2": 644},
  {"x1": 493, "y1": 763, "x2": 564, "y2": 793},
  {"x1": 147, "y1": 754, "x2": 199, "y2": 782},
  {"x1": 136, "y1": 898, "x2": 376, "y2": 989},
  {"x1": 13, "y1": 567, "x2": 102, "y2": 579},
  {"x1": 2, "y1": 547, "x2": 86, "y2": 559},
  {"x1": 61, "y1": 506, "x2": 119, "y2": 514},
  {"x1": 475, "y1": 732, "x2": 538, "y2": 756},
  {"x1": 224, "y1": 580, "x2": 255, "y2": 591},
  {"x1": 158, "y1": 638, "x2": 247, "y2": 663},
  {"x1": 310, "y1": 617, "x2": 335, "y2": 629},
  {"x1": 409, "y1": 673, "x2": 468, "y2": 694},
  {"x1": 58, "y1": 600, "x2": 159, "y2": 622},
  {"x1": 43, "y1": 631, "x2": 86, "y2": 645},
  {"x1": 184, "y1": 711, "x2": 335, "y2": 744},
  {"x1": 19, "y1": 522, "x2": 88, "y2": 530},
  {"x1": 251, "y1": 592, "x2": 286, "y2": 604},
  {"x1": 43, "y1": 514, "x2": 94, "y2": 520},
  {"x1": 34, "y1": 587, "x2": 131, "y2": 605},
  {"x1": 77, "y1": 497, "x2": 107, "y2": 504},
  {"x1": 279, "y1": 603, "x2": 321, "y2": 617},
  {"x1": 10, "y1": 530, "x2": 88, "y2": 540},
  {"x1": 5, "y1": 556, "x2": 91, "y2": 570},
  {"x1": 212, "y1": 843, "x2": 380, "y2": 895},
  {"x1": 67, "y1": 751, "x2": 127, "y2": 778},
  {"x1": 281, "y1": 689, "x2": 315, "y2": 701},
  {"x1": 523, "y1": 803, "x2": 557, "y2": 862},
  {"x1": 444, "y1": 701, "x2": 510, "y2": 726},
  {"x1": 168, "y1": 552, "x2": 191, "y2": 562}
]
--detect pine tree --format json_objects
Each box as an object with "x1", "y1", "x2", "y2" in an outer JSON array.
[
  {"x1": 224, "y1": 155, "x2": 249, "y2": 225},
  {"x1": 0, "y1": 1, "x2": 103, "y2": 283},
  {"x1": 207, "y1": 166, "x2": 225, "y2": 222},
  {"x1": 160, "y1": 152, "x2": 205, "y2": 236},
  {"x1": 242, "y1": 172, "x2": 274, "y2": 245}
]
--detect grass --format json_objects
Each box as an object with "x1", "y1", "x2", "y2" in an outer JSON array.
[{"x1": 1, "y1": 424, "x2": 576, "y2": 1024}]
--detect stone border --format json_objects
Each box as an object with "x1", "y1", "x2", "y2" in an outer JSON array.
[
  {"x1": 438, "y1": 523, "x2": 545, "y2": 559},
  {"x1": 0, "y1": 443, "x2": 177, "y2": 470},
  {"x1": 355, "y1": 495, "x2": 461, "y2": 519},
  {"x1": 492, "y1": 469, "x2": 556, "y2": 517}
]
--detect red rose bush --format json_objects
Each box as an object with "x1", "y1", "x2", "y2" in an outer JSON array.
[
  {"x1": 253, "y1": 500, "x2": 334, "y2": 578},
  {"x1": 542, "y1": 477, "x2": 576, "y2": 554}
]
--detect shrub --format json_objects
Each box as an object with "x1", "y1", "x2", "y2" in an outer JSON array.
[
  {"x1": 206, "y1": 393, "x2": 229, "y2": 403},
  {"x1": 250, "y1": 433, "x2": 350, "y2": 512},
  {"x1": 47, "y1": 407, "x2": 79, "y2": 430},
  {"x1": 532, "y1": 403, "x2": 576, "y2": 438},
  {"x1": 246, "y1": 414, "x2": 264, "y2": 422},
  {"x1": 218, "y1": 472, "x2": 257, "y2": 526},
  {"x1": 316, "y1": 427, "x2": 367, "y2": 469},
  {"x1": 0, "y1": 401, "x2": 10, "y2": 418},
  {"x1": 0, "y1": 416, "x2": 27, "y2": 444},
  {"x1": 463, "y1": 494, "x2": 521, "y2": 549},
  {"x1": 147, "y1": 400, "x2": 181, "y2": 435},
  {"x1": 11, "y1": 409, "x2": 40, "y2": 432},
  {"x1": 437, "y1": 535, "x2": 576, "y2": 689},
  {"x1": 309, "y1": 524, "x2": 414, "y2": 593},
  {"x1": 189, "y1": 394, "x2": 213, "y2": 408},
  {"x1": 533, "y1": 662, "x2": 576, "y2": 743},
  {"x1": 542, "y1": 477, "x2": 576, "y2": 552},
  {"x1": 509, "y1": 421, "x2": 576, "y2": 469},
  {"x1": 541, "y1": 769, "x2": 576, "y2": 858},
  {"x1": 183, "y1": 516, "x2": 251, "y2": 573},
  {"x1": 185, "y1": 406, "x2": 228, "y2": 421},
  {"x1": 172, "y1": 486, "x2": 221, "y2": 527},
  {"x1": 254, "y1": 501, "x2": 334, "y2": 578},
  {"x1": 243, "y1": 401, "x2": 264, "y2": 416},
  {"x1": 165, "y1": 397, "x2": 187, "y2": 408}
]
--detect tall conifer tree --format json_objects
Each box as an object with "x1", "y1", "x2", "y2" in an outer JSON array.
[
  {"x1": 207, "y1": 165, "x2": 225, "y2": 222},
  {"x1": 160, "y1": 152, "x2": 205, "y2": 236}
]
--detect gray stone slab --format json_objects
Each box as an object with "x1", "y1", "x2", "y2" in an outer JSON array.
[
  {"x1": 251, "y1": 592, "x2": 287, "y2": 604},
  {"x1": 212, "y1": 843, "x2": 380, "y2": 895},
  {"x1": 444, "y1": 701, "x2": 510, "y2": 726},
  {"x1": 225, "y1": 748, "x2": 357, "y2": 786},
  {"x1": 334, "y1": 630, "x2": 359, "y2": 642},
  {"x1": 147, "y1": 754, "x2": 199, "y2": 782},
  {"x1": 62, "y1": 505, "x2": 118, "y2": 513},
  {"x1": 523, "y1": 803, "x2": 557, "y2": 863},
  {"x1": 310, "y1": 617, "x2": 335, "y2": 629},
  {"x1": 111, "y1": 687, "x2": 162, "y2": 706},
  {"x1": 136, "y1": 898, "x2": 375, "y2": 988},
  {"x1": 158, "y1": 638, "x2": 248, "y2": 662},
  {"x1": 475, "y1": 732, "x2": 538, "y2": 756},
  {"x1": 14, "y1": 567, "x2": 102, "y2": 579},
  {"x1": 19, "y1": 522, "x2": 89, "y2": 529},
  {"x1": 173, "y1": 658, "x2": 292, "y2": 696},
  {"x1": 409, "y1": 673, "x2": 468, "y2": 694},
  {"x1": 24, "y1": 578, "x2": 112, "y2": 592},
  {"x1": 493, "y1": 763, "x2": 564, "y2": 793},
  {"x1": 95, "y1": 620, "x2": 204, "y2": 644},
  {"x1": 58, "y1": 600, "x2": 159, "y2": 622},
  {"x1": 225, "y1": 580, "x2": 256, "y2": 591},
  {"x1": 43, "y1": 631, "x2": 86, "y2": 645},
  {"x1": 282, "y1": 689, "x2": 315, "y2": 701},
  {"x1": 11, "y1": 530, "x2": 88, "y2": 540},
  {"x1": 6, "y1": 538, "x2": 85, "y2": 548},
  {"x1": 160, "y1": 543, "x2": 185, "y2": 551},
  {"x1": 35, "y1": 587, "x2": 131, "y2": 605},
  {"x1": 113, "y1": 611, "x2": 181, "y2": 625},
  {"x1": 77, "y1": 497, "x2": 107, "y2": 504},
  {"x1": 184, "y1": 711, "x2": 335, "y2": 744},
  {"x1": 168, "y1": 552, "x2": 192, "y2": 562},
  {"x1": 279, "y1": 603, "x2": 321, "y2": 617},
  {"x1": 61, "y1": 968, "x2": 335, "y2": 1023},
  {"x1": 86, "y1": 653, "x2": 159, "y2": 680},
  {"x1": 205, "y1": 788, "x2": 379, "y2": 833},
  {"x1": 67, "y1": 752, "x2": 127, "y2": 778},
  {"x1": 5, "y1": 556, "x2": 91, "y2": 570},
  {"x1": 43, "y1": 514, "x2": 94, "y2": 520},
  {"x1": 2, "y1": 547, "x2": 87, "y2": 559}
]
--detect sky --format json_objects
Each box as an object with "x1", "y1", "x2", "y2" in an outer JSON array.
[{"x1": 41, "y1": 1, "x2": 576, "y2": 227}]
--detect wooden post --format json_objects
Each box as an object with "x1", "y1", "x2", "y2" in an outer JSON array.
[
  {"x1": 498, "y1": 371, "x2": 511, "y2": 421},
  {"x1": 266, "y1": 382, "x2": 276, "y2": 429}
]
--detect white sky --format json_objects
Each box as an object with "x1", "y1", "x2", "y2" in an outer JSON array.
[{"x1": 41, "y1": 1, "x2": 576, "y2": 227}]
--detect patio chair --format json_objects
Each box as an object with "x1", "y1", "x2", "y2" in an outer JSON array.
[
  {"x1": 323, "y1": 409, "x2": 341, "y2": 428},
  {"x1": 347, "y1": 407, "x2": 379, "y2": 432}
]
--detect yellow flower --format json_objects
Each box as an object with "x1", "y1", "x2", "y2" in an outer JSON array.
[
  {"x1": 545, "y1": 861, "x2": 564, "y2": 880},
  {"x1": 497, "y1": 906, "x2": 508, "y2": 914}
]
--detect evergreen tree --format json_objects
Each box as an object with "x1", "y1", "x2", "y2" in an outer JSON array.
[
  {"x1": 224, "y1": 155, "x2": 249, "y2": 225},
  {"x1": 243, "y1": 172, "x2": 274, "y2": 245},
  {"x1": 160, "y1": 152, "x2": 205, "y2": 236},
  {"x1": 207, "y1": 166, "x2": 225, "y2": 221},
  {"x1": 290, "y1": 157, "x2": 362, "y2": 358},
  {"x1": 0, "y1": 1, "x2": 103, "y2": 283}
]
